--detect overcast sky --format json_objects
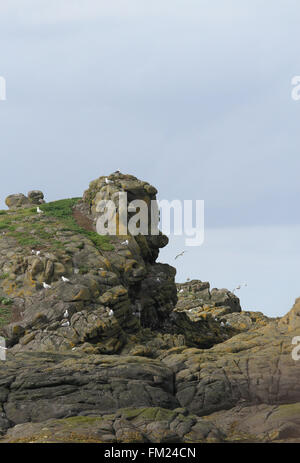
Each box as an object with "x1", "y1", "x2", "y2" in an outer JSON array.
[{"x1": 0, "y1": 1, "x2": 299, "y2": 316}]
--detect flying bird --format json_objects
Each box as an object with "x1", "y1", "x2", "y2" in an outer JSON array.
[
  {"x1": 232, "y1": 283, "x2": 247, "y2": 293},
  {"x1": 175, "y1": 251, "x2": 187, "y2": 260}
]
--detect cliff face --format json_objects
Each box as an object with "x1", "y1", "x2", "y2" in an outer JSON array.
[{"x1": 0, "y1": 173, "x2": 299, "y2": 443}]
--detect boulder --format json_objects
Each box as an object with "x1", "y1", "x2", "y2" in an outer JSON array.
[
  {"x1": 5, "y1": 194, "x2": 31, "y2": 209},
  {"x1": 27, "y1": 190, "x2": 45, "y2": 205}
]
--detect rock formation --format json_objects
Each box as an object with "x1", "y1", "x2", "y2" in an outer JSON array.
[{"x1": 0, "y1": 173, "x2": 299, "y2": 443}]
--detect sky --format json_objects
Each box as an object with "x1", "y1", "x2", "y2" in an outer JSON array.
[{"x1": 0, "y1": 0, "x2": 300, "y2": 316}]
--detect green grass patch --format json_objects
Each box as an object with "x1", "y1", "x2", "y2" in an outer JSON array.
[
  {"x1": 0, "y1": 297, "x2": 13, "y2": 306},
  {"x1": 40, "y1": 199, "x2": 114, "y2": 251}
]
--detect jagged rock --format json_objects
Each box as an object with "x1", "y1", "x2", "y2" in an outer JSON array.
[{"x1": 0, "y1": 173, "x2": 177, "y2": 353}]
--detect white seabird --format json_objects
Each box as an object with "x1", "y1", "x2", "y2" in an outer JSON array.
[
  {"x1": 61, "y1": 320, "x2": 70, "y2": 327},
  {"x1": 105, "y1": 178, "x2": 113, "y2": 184},
  {"x1": 108, "y1": 309, "x2": 114, "y2": 317},
  {"x1": 63, "y1": 309, "x2": 69, "y2": 318},
  {"x1": 43, "y1": 282, "x2": 51, "y2": 289},
  {"x1": 37, "y1": 207, "x2": 43, "y2": 214},
  {"x1": 121, "y1": 239, "x2": 129, "y2": 245},
  {"x1": 61, "y1": 276, "x2": 70, "y2": 283}
]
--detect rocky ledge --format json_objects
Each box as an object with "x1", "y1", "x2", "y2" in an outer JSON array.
[{"x1": 0, "y1": 173, "x2": 299, "y2": 443}]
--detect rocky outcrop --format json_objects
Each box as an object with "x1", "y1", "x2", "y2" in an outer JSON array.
[
  {"x1": 5, "y1": 191, "x2": 45, "y2": 209},
  {"x1": 0, "y1": 173, "x2": 299, "y2": 443},
  {"x1": 0, "y1": 174, "x2": 177, "y2": 354}
]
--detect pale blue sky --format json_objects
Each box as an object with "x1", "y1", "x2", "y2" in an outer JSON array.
[{"x1": 0, "y1": 1, "x2": 299, "y2": 316}]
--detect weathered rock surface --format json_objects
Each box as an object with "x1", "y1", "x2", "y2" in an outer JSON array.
[{"x1": 0, "y1": 173, "x2": 299, "y2": 443}]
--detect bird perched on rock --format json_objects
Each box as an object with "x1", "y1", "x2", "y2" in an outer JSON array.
[
  {"x1": 220, "y1": 321, "x2": 225, "y2": 327},
  {"x1": 61, "y1": 320, "x2": 70, "y2": 327},
  {"x1": 63, "y1": 309, "x2": 69, "y2": 318},
  {"x1": 36, "y1": 250, "x2": 41, "y2": 256},
  {"x1": 108, "y1": 309, "x2": 114, "y2": 317},
  {"x1": 105, "y1": 178, "x2": 113, "y2": 184},
  {"x1": 61, "y1": 276, "x2": 70, "y2": 283},
  {"x1": 36, "y1": 207, "x2": 43, "y2": 214},
  {"x1": 175, "y1": 251, "x2": 187, "y2": 260},
  {"x1": 121, "y1": 239, "x2": 129, "y2": 245},
  {"x1": 43, "y1": 282, "x2": 51, "y2": 289},
  {"x1": 179, "y1": 289, "x2": 184, "y2": 293}
]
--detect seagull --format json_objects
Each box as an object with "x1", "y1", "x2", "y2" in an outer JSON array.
[
  {"x1": 179, "y1": 289, "x2": 184, "y2": 293},
  {"x1": 105, "y1": 178, "x2": 113, "y2": 184},
  {"x1": 175, "y1": 251, "x2": 187, "y2": 260},
  {"x1": 121, "y1": 239, "x2": 129, "y2": 245},
  {"x1": 108, "y1": 309, "x2": 114, "y2": 317},
  {"x1": 63, "y1": 309, "x2": 69, "y2": 318},
  {"x1": 36, "y1": 251, "x2": 41, "y2": 256},
  {"x1": 37, "y1": 207, "x2": 43, "y2": 214},
  {"x1": 220, "y1": 321, "x2": 225, "y2": 327},
  {"x1": 232, "y1": 283, "x2": 247, "y2": 293},
  {"x1": 156, "y1": 277, "x2": 160, "y2": 282},
  {"x1": 43, "y1": 282, "x2": 51, "y2": 289},
  {"x1": 61, "y1": 276, "x2": 70, "y2": 283},
  {"x1": 61, "y1": 321, "x2": 70, "y2": 327}
]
